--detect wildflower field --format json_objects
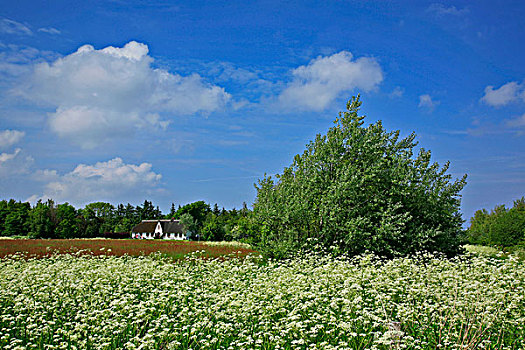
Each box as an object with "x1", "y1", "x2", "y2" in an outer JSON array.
[{"x1": 1, "y1": 251, "x2": 524, "y2": 350}]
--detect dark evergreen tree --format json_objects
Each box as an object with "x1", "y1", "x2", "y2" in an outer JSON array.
[
  {"x1": 169, "y1": 203, "x2": 176, "y2": 218},
  {"x1": 213, "y1": 203, "x2": 220, "y2": 215}
]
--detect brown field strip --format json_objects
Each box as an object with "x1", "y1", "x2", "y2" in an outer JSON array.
[{"x1": 0, "y1": 239, "x2": 256, "y2": 260}]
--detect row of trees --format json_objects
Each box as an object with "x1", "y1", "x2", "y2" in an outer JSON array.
[
  {"x1": 467, "y1": 197, "x2": 525, "y2": 247},
  {"x1": 171, "y1": 201, "x2": 255, "y2": 241},
  {"x1": 0, "y1": 199, "x2": 254, "y2": 241}
]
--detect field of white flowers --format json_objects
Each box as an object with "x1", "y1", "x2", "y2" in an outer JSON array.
[{"x1": 1, "y1": 251, "x2": 524, "y2": 350}]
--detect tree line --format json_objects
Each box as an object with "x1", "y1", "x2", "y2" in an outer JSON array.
[
  {"x1": 0, "y1": 199, "x2": 256, "y2": 241},
  {"x1": 467, "y1": 197, "x2": 525, "y2": 247}
]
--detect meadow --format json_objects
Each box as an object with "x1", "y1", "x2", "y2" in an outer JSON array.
[{"x1": 0, "y1": 249, "x2": 524, "y2": 349}]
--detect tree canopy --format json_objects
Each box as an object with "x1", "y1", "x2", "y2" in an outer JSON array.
[
  {"x1": 467, "y1": 197, "x2": 525, "y2": 247},
  {"x1": 253, "y1": 96, "x2": 467, "y2": 258}
]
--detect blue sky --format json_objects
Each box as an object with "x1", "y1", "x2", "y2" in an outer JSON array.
[{"x1": 0, "y1": 0, "x2": 524, "y2": 223}]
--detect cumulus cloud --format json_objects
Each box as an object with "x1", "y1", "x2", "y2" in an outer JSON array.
[
  {"x1": 0, "y1": 130, "x2": 25, "y2": 149},
  {"x1": 0, "y1": 18, "x2": 32, "y2": 35},
  {"x1": 481, "y1": 81, "x2": 525, "y2": 107},
  {"x1": 22, "y1": 41, "x2": 231, "y2": 148},
  {"x1": 0, "y1": 148, "x2": 33, "y2": 177},
  {"x1": 34, "y1": 157, "x2": 163, "y2": 205},
  {"x1": 277, "y1": 51, "x2": 383, "y2": 111},
  {"x1": 418, "y1": 94, "x2": 439, "y2": 111}
]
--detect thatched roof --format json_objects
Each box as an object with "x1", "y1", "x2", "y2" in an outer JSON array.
[
  {"x1": 131, "y1": 221, "x2": 157, "y2": 233},
  {"x1": 131, "y1": 220, "x2": 185, "y2": 234},
  {"x1": 161, "y1": 221, "x2": 185, "y2": 234}
]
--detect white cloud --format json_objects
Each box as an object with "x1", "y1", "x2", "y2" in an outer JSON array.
[
  {"x1": 46, "y1": 106, "x2": 166, "y2": 149},
  {"x1": 278, "y1": 51, "x2": 383, "y2": 111},
  {"x1": 0, "y1": 130, "x2": 25, "y2": 149},
  {"x1": 418, "y1": 94, "x2": 439, "y2": 111},
  {"x1": 481, "y1": 81, "x2": 525, "y2": 107},
  {"x1": 0, "y1": 48, "x2": 36, "y2": 82},
  {"x1": 0, "y1": 18, "x2": 32, "y2": 35},
  {"x1": 427, "y1": 4, "x2": 469, "y2": 16},
  {"x1": 459, "y1": 112, "x2": 525, "y2": 137},
  {"x1": 203, "y1": 61, "x2": 277, "y2": 103},
  {"x1": 34, "y1": 157, "x2": 163, "y2": 205},
  {"x1": 0, "y1": 147, "x2": 21, "y2": 163},
  {"x1": 37, "y1": 27, "x2": 61, "y2": 35},
  {"x1": 506, "y1": 113, "x2": 525, "y2": 128},
  {"x1": 0, "y1": 45, "x2": 59, "y2": 81},
  {"x1": 22, "y1": 41, "x2": 231, "y2": 148},
  {"x1": 33, "y1": 169, "x2": 59, "y2": 182},
  {"x1": 0, "y1": 148, "x2": 33, "y2": 177},
  {"x1": 389, "y1": 86, "x2": 404, "y2": 98},
  {"x1": 218, "y1": 66, "x2": 259, "y2": 83}
]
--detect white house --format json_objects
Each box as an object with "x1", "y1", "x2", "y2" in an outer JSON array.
[{"x1": 131, "y1": 220, "x2": 187, "y2": 240}]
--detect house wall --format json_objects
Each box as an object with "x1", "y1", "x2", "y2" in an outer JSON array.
[
  {"x1": 163, "y1": 232, "x2": 185, "y2": 240},
  {"x1": 155, "y1": 222, "x2": 163, "y2": 235},
  {"x1": 133, "y1": 232, "x2": 186, "y2": 240}
]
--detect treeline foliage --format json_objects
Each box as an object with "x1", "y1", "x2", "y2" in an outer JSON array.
[
  {"x1": 253, "y1": 96, "x2": 467, "y2": 258},
  {"x1": 0, "y1": 199, "x2": 253, "y2": 241},
  {"x1": 467, "y1": 197, "x2": 525, "y2": 247}
]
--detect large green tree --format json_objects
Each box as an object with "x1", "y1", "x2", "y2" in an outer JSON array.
[
  {"x1": 81, "y1": 202, "x2": 116, "y2": 236},
  {"x1": 201, "y1": 213, "x2": 225, "y2": 241},
  {"x1": 254, "y1": 96, "x2": 467, "y2": 258},
  {"x1": 1, "y1": 199, "x2": 30, "y2": 236},
  {"x1": 174, "y1": 201, "x2": 211, "y2": 235},
  {"x1": 55, "y1": 203, "x2": 80, "y2": 238}
]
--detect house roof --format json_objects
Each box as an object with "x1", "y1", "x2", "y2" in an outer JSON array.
[
  {"x1": 131, "y1": 221, "x2": 157, "y2": 233},
  {"x1": 131, "y1": 220, "x2": 185, "y2": 234},
  {"x1": 161, "y1": 221, "x2": 185, "y2": 234}
]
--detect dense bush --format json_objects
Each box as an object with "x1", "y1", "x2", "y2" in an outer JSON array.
[
  {"x1": 467, "y1": 197, "x2": 525, "y2": 247},
  {"x1": 254, "y1": 96, "x2": 467, "y2": 258}
]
